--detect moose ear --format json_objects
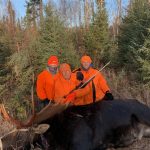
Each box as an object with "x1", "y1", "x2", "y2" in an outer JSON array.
[{"x1": 33, "y1": 124, "x2": 50, "y2": 134}]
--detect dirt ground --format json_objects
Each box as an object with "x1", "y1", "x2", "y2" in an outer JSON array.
[{"x1": 108, "y1": 138, "x2": 150, "y2": 150}]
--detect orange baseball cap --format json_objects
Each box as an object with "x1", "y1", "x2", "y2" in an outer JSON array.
[
  {"x1": 80, "y1": 55, "x2": 92, "y2": 64},
  {"x1": 47, "y1": 55, "x2": 59, "y2": 66}
]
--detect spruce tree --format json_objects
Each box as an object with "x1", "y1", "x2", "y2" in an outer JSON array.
[
  {"x1": 37, "y1": 3, "x2": 79, "y2": 71},
  {"x1": 0, "y1": 22, "x2": 11, "y2": 99},
  {"x1": 84, "y1": 2, "x2": 110, "y2": 67},
  {"x1": 117, "y1": 0, "x2": 150, "y2": 73},
  {"x1": 137, "y1": 29, "x2": 150, "y2": 84}
]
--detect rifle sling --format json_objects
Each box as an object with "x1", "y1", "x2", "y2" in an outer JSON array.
[{"x1": 92, "y1": 80, "x2": 96, "y2": 104}]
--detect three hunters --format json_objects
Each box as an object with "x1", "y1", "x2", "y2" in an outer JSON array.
[{"x1": 36, "y1": 55, "x2": 114, "y2": 107}]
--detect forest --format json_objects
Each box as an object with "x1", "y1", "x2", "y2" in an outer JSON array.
[{"x1": 0, "y1": 0, "x2": 150, "y2": 120}]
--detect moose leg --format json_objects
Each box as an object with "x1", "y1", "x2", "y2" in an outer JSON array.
[
  {"x1": 70, "y1": 120, "x2": 93, "y2": 150},
  {"x1": 111, "y1": 124, "x2": 137, "y2": 148},
  {"x1": 135, "y1": 124, "x2": 150, "y2": 138},
  {"x1": 143, "y1": 128, "x2": 150, "y2": 137},
  {"x1": 130, "y1": 115, "x2": 150, "y2": 139}
]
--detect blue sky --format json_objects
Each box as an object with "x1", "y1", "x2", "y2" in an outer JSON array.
[
  {"x1": 1, "y1": 0, "x2": 129, "y2": 23},
  {"x1": 5, "y1": 0, "x2": 48, "y2": 18}
]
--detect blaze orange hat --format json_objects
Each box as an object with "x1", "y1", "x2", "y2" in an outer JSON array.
[
  {"x1": 47, "y1": 55, "x2": 59, "y2": 66},
  {"x1": 80, "y1": 55, "x2": 92, "y2": 64},
  {"x1": 59, "y1": 63, "x2": 71, "y2": 73}
]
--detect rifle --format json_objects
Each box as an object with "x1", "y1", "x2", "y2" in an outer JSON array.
[{"x1": 65, "y1": 61, "x2": 111, "y2": 97}]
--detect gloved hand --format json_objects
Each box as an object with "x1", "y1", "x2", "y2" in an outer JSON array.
[
  {"x1": 64, "y1": 92, "x2": 76, "y2": 103},
  {"x1": 76, "y1": 71, "x2": 84, "y2": 81},
  {"x1": 104, "y1": 91, "x2": 114, "y2": 101},
  {"x1": 41, "y1": 98, "x2": 49, "y2": 106}
]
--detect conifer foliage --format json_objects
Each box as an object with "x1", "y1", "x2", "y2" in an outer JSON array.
[
  {"x1": 117, "y1": 0, "x2": 150, "y2": 77},
  {"x1": 0, "y1": 0, "x2": 150, "y2": 118},
  {"x1": 84, "y1": 2, "x2": 110, "y2": 67}
]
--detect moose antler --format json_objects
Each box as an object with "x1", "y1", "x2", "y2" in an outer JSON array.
[
  {"x1": 0, "y1": 104, "x2": 22, "y2": 127},
  {"x1": 33, "y1": 103, "x2": 67, "y2": 124},
  {"x1": 0, "y1": 102, "x2": 68, "y2": 128}
]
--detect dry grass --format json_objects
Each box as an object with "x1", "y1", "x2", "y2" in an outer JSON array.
[
  {"x1": 108, "y1": 138, "x2": 150, "y2": 150},
  {"x1": 104, "y1": 69, "x2": 150, "y2": 105},
  {"x1": 0, "y1": 119, "x2": 14, "y2": 137}
]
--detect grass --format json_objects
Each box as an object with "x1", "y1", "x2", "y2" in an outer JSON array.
[{"x1": 103, "y1": 69, "x2": 150, "y2": 105}]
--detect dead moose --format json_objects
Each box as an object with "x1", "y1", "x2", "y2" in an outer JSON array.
[{"x1": 1, "y1": 99, "x2": 150, "y2": 150}]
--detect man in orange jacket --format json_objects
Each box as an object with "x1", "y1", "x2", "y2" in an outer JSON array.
[
  {"x1": 54, "y1": 63, "x2": 90, "y2": 105},
  {"x1": 73, "y1": 55, "x2": 113, "y2": 105},
  {"x1": 36, "y1": 55, "x2": 59, "y2": 106}
]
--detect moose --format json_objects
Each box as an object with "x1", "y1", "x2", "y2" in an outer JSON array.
[{"x1": 1, "y1": 99, "x2": 150, "y2": 150}]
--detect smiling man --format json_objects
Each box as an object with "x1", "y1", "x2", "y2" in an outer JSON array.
[
  {"x1": 36, "y1": 55, "x2": 59, "y2": 106},
  {"x1": 53, "y1": 63, "x2": 90, "y2": 105},
  {"x1": 74, "y1": 55, "x2": 113, "y2": 105}
]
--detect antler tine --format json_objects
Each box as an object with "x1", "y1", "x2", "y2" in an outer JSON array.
[{"x1": 0, "y1": 104, "x2": 23, "y2": 128}]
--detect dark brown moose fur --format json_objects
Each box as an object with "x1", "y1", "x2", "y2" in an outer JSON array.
[{"x1": 35, "y1": 99, "x2": 150, "y2": 150}]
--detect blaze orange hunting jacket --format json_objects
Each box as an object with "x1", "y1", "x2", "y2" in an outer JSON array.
[
  {"x1": 80, "y1": 67, "x2": 110, "y2": 104},
  {"x1": 36, "y1": 70, "x2": 58, "y2": 100},
  {"x1": 71, "y1": 73, "x2": 91, "y2": 106},
  {"x1": 53, "y1": 73, "x2": 90, "y2": 105}
]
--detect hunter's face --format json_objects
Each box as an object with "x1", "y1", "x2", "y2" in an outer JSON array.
[
  {"x1": 82, "y1": 62, "x2": 91, "y2": 70},
  {"x1": 48, "y1": 64, "x2": 58, "y2": 74},
  {"x1": 62, "y1": 70, "x2": 71, "y2": 80}
]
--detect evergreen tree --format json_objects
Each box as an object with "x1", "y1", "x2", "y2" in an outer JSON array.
[
  {"x1": 37, "y1": 3, "x2": 79, "y2": 71},
  {"x1": 5, "y1": 25, "x2": 37, "y2": 118},
  {"x1": 25, "y1": 0, "x2": 43, "y2": 27},
  {"x1": 84, "y1": 2, "x2": 110, "y2": 67},
  {"x1": 137, "y1": 29, "x2": 150, "y2": 84},
  {"x1": 0, "y1": 22, "x2": 11, "y2": 100},
  {"x1": 0, "y1": 1, "x2": 39, "y2": 117},
  {"x1": 0, "y1": 0, "x2": 17, "y2": 102},
  {"x1": 117, "y1": 0, "x2": 150, "y2": 73}
]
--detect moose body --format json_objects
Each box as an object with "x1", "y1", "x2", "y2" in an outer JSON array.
[
  {"x1": 39, "y1": 99, "x2": 150, "y2": 150},
  {"x1": 1, "y1": 99, "x2": 150, "y2": 150}
]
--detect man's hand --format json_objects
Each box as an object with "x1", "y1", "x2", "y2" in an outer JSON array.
[
  {"x1": 64, "y1": 92, "x2": 76, "y2": 103},
  {"x1": 40, "y1": 98, "x2": 49, "y2": 106},
  {"x1": 76, "y1": 71, "x2": 84, "y2": 81},
  {"x1": 104, "y1": 91, "x2": 114, "y2": 100}
]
